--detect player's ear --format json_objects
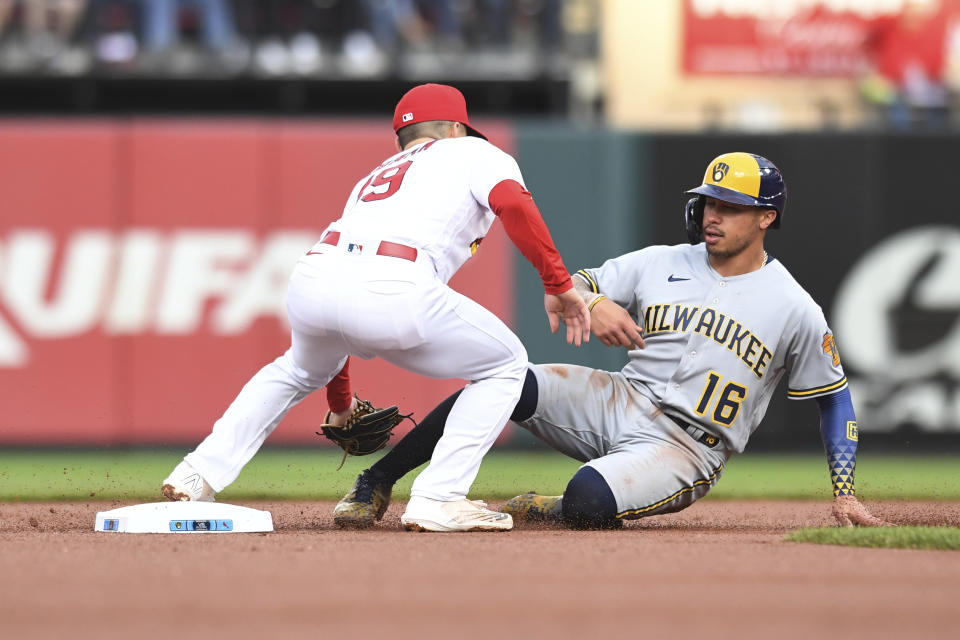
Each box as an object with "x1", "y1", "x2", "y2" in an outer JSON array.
[
  {"x1": 758, "y1": 208, "x2": 777, "y2": 230},
  {"x1": 394, "y1": 137, "x2": 402, "y2": 152}
]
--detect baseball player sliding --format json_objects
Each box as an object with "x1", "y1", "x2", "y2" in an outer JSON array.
[
  {"x1": 335, "y1": 152, "x2": 893, "y2": 529},
  {"x1": 160, "y1": 83, "x2": 590, "y2": 532}
]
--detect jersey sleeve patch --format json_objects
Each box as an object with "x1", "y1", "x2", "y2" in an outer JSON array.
[
  {"x1": 822, "y1": 332, "x2": 841, "y2": 366},
  {"x1": 787, "y1": 376, "x2": 848, "y2": 400}
]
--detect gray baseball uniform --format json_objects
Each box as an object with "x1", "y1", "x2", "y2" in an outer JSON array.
[{"x1": 520, "y1": 242, "x2": 847, "y2": 518}]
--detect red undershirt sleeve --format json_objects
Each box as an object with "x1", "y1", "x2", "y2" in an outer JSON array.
[
  {"x1": 325, "y1": 358, "x2": 352, "y2": 414},
  {"x1": 487, "y1": 179, "x2": 572, "y2": 295}
]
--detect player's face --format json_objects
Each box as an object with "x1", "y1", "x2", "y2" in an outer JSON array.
[{"x1": 701, "y1": 198, "x2": 770, "y2": 259}]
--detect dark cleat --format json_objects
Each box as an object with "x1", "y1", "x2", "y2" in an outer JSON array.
[
  {"x1": 333, "y1": 469, "x2": 392, "y2": 528},
  {"x1": 500, "y1": 492, "x2": 562, "y2": 522}
]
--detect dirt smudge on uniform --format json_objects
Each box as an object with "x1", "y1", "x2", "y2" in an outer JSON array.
[
  {"x1": 589, "y1": 370, "x2": 611, "y2": 389},
  {"x1": 587, "y1": 371, "x2": 623, "y2": 414},
  {"x1": 546, "y1": 365, "x2": 570, "y2": 378},
  {"x1": 607, "y1": 386, "x2": 623, "y2": 413}
]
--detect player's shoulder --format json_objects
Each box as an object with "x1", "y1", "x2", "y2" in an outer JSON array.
[
  {"x1": 431, "y1": 136, "x2": 498, "y2": 151},
  {"x1": 587, "y1": 243, "x2": 690, "y2": 274},
  {"x1": 439, "y1": 136, "x2": 514, "y2": 160},
  {"x1": 767, "y1": 258, "x2": 825, "y2": 315},
  {"x1": 441, "y1": 137, "x2": 522, "y2": 185},
  {"x1": 637, "y1": 242, "x2": 701, "y2": 262},
  {"x1": 619, "y1": 242, "x2": 696, "y2": 262}
]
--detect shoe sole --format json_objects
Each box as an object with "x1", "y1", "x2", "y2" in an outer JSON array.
[
  {"x1": 501, "y1": 494, "x2": 562, "y2": 522},
  {"x1": 160, "y1": 483, "x2": 215, "y2": 502},
  {"x1": 161, "y1": 484, "x2": 190, "y2": 502},
  {"x1": 501, "y1": 509, "x2": 561, "y2": 522},
  {"x1": 401, "y1": 519, "x2": 512, "y2": 533},
  {"x1": 332, "y1": 498, "x2": 389, "y2": 529},
  {"x1": 333, "y1": 514, "x2": 377, "y2": 529}
]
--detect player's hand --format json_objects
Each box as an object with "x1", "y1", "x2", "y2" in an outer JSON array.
[
  {"x1": 544, "y1": 289, "x2": 591, "y2": 346},
  {"x1": 832, "y1": 495, "x2": 895, "y2": 527},
  {"x1": 589, "y1": 298, "x2": 645, "y2": 350}
]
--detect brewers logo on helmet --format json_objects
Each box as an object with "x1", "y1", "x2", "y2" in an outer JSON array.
[{"x1": 683, "y1": 152, "x2": 786, "y2": 245}]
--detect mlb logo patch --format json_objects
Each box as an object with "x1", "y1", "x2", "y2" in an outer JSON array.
[{"x1": 402, "y1": 112, "x2": 414, "y2": 123}]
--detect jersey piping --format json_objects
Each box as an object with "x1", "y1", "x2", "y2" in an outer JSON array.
[
  {"x1": 575, "y1": 269, "x2": 599, "y2": 293},
  {"x1": 786, "y1": 376, "x2": 848, "y2": 399},
  {"x1": 615, "y1": 462, "x2": 724, "y2": 519}
]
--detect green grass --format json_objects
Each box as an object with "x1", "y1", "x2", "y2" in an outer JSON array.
[
  {"x1": 708, "y1": 454, "x2": 960, "y2": 500},
  {"x1": 0, "y1": 449, "x2": 958, "y2": 502},
  {"x1": 0, "y1": 449, "x2": 580, "y2": 502},
  {"x1": 787, "y1": 526, "x2": 960, "y2": 550}
]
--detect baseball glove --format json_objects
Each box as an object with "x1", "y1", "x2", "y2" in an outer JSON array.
[{"x1": 317, "y1": 395, "x2": 411, "y2": 469}]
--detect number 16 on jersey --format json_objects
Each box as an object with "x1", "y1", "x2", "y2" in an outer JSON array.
[{"x1": 695, "y1": 371, "x2": 747, "y2": 427}]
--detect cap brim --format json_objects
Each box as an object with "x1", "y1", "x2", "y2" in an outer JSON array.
[
  {"x1": 464, "y1": 124, "x2": 487, "y2": 140},
  {"x1": 685, "y1": 184, "x2": 763, "y2": 208}
]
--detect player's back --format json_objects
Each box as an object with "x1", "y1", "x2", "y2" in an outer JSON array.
[{"x1": 331, "y1": 136, "x2": 522, "y2": 282}]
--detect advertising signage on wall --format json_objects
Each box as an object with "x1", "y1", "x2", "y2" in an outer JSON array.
[
  {"x1": 682, "y1": 0, "x2": 958, "y2": 76},
  {"x1": 0, "y1": 120, "x2": 515, "y2": 445}
]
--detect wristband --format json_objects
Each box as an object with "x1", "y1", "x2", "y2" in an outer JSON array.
[{"x1": 587, "y1": 295, "x2": 608, "y2": 312}]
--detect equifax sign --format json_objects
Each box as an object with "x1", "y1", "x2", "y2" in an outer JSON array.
[{"x1": 0, "y1": 228, "x2": 317, "y2": 367}]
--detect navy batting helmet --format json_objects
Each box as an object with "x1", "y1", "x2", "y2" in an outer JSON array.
[{"x1": 684, "y1": 152, "x2": 786, "y2": 245}]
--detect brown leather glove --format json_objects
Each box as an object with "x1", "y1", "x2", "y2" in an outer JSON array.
[{"x1": 318, "y1": 395, "x2": 409, "y2": 469}]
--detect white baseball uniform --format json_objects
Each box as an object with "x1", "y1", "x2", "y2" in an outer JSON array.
[
  {"x1": 520, "y1": 242, "x2": 847, "y2": 518},
  {"x1": 186, "y1": 136, "x2": 535, "y2": 501}
]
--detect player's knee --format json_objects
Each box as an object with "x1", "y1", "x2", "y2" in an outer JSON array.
[
  {"x1": 273, "y1": 351, "x2": 325, "y2": 391},
  {"x1": 562, "y1": 466, "x2": 621, "y2": 530},
  {"x1": 510, "y1": 368, "x2": 539, "y2": 423},
  {"x1": 505, "y1": 344, "x2": 528, "y2": 379}
]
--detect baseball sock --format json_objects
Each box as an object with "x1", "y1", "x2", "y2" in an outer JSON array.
[
  {"x1": 562, "y1": 466, "x2": 621, "y2": 529},
  {"x1": 368, "y1": 368, "x2": 539, "y2": 485}
]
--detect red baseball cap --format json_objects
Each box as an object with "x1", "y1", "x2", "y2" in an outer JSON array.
[{"x1": 393, "y1": 83, "x2": 487, "y2": 140}]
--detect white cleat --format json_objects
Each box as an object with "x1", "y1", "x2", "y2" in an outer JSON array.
[
  {"x1": 161, "y1": 460, "x2": 216, "y2": 502},
  {"x1": 401, "y1": 496, "x2": 513, "y2": 532}
]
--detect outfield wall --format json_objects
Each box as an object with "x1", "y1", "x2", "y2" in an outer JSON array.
[
  {"x1": 1, "y1": 122, "x2": 957, "y2": 449},
  {"x1": 0, "y1": 119, "x2": 514, "y2": 445}
]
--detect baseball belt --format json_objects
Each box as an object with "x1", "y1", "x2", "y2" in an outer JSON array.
[
  {"x1": 667, "y1": 414, "x2": 721, "y2": 449},
  {"x1": 320, "y1": 231, "x2": 419, "y2": 262}
]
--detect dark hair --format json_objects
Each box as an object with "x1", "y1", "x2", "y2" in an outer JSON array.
[{"x1": 396, "y1": 120, "x2": 456, "y2": 148}]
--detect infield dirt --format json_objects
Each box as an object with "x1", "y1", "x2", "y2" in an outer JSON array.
[{"x1": 2, "y1": 499, "x2": 958, "y2": 639}]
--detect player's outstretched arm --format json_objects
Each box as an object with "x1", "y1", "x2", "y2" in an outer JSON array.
[
  {"x1": 832, "y1": 494, "x2": 894, "y2": 527},
  {"x1": 545, "y1": 289, "x2": 590, "y2": 346},
  {"x1": 816, "y1": 388, "x2": 895, "y2": 527},
  {"x1": 487, "y1": 180, "x2": 588, "y2": 345}
]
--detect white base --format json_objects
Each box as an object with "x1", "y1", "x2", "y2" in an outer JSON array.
[{"x1": 94, "y1": 502, "x2": 274, "y2": 534}]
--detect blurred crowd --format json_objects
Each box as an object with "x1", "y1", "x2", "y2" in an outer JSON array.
[
  {"x1": 0, "y1": 0, "x2": 599, "y2": 78},
  {"x1": 4, "y1": 0, "x2": 958, "y2": 132},
  {"x1": 859, "y1": 0, "x2": 960, "y2": 130}
]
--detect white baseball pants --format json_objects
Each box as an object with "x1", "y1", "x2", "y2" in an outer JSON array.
[{"x1": 187, "y1": 248, "x2": 527, "y2": 501}]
